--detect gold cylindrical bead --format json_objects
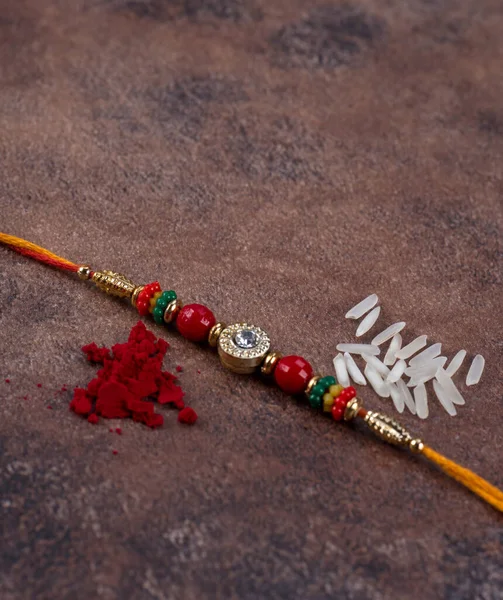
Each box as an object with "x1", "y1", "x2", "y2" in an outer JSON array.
[
  {"x1": 305, "y1": 375, "x2": 321, "y2": 398},
  {"x1": 344, "y1": 397, "x2": 362, "y2": 421},
  {"x1": 163, "y1": 298, "x2": 183, "y2": 324},
  {"x1": 77, "y1": 265, "x2": 92, "y2": 280},
  {"x1": 261, "y1": 351, "x2": 283, "y2": 376},
  {"x1": 131, "y1": 285, "x2": 145, "y2": 307},
  {"x1": 208, "y1": 322, "x2": 226, "y2": 347}
]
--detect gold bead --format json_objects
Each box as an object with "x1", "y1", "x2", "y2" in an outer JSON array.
[
  {"x1": 344, "y1": 397, "x2": 362, "y2": 421},
  {"x1": 218, "y1": 323, "x2": 271, "y2": 375},
  {"x1": 163, "y1": 298, "x2": 183, "y2": 324},
  {"x1": 409, "y1": 439, "x2": 424, "y2": 454},
  {"x1": 261, "y1": 351, "x2": 283, "y2": 376},
  {"x1": 131, "y1": 285, "x2": 145, "y2": 308},
  {"x1": 91, "y1": 270, "x2": 136, "y2": 298},
  {"x1": 305, "y1": 375, "x2": 321, "y2": 398},
  {"x1": 77, "y1": 265, "x2": 91, "y2": 280},
  {"x1": 323, "y1": 393, "x2": 334, "y2": 413},
  {"x1": 329, "y1": 384, "x2": 344, "y2": 398},
  {"x1": 208, "y1": 322, "x2": 226, "y2": 348}
]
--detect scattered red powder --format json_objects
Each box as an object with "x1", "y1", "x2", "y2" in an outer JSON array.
[
  {"x1": 47, "y1": 405, "x2": 53, "y2": 410},
  {"x1": 70, "y1": 321, "x2": 197, "y2": 428},
  {"x1": 109, "y1": 428, "x2": 114, "y2": 433},
  {"x1": 23, "y1": 396, "x2": 28, "y2": 400},
  {"x1": 88, "y1": 414, "x2": 99, "y2": 424},
  {"x1": 176, "y1": 365, "x2": 183, "y2": 373},
  {"x1": 115, "y1": 427, "x2": 122, "y2": 435},
  {"x1": 5, "y1": 379, "x2": 10, "y2": 383},
  {"x1": 112, "y1": 450, "x2": 118, "y2": 455},
  {"x1": 197, "y1": 370, "x2": 201, "y2": 374},
  {"x1": 37, "y1": 383, "x2": 42, "y2": 388},
  {"x1": 178, "y1": 407, "x2": 198, "y2": 425}
]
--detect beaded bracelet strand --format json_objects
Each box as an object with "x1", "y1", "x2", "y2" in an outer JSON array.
[{"x1": 1, "y1": 232, "x2": 502, "y2": 514}]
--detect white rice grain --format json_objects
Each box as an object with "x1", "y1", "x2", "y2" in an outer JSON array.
[
  {"x1": 371, "y1": 322, "x2": 406, "y2": 346},
  {"x1": 405, "y1": 356, "x2": 447, "y2": 379},
  {"x1": 445, "y1": 349, "x2": 467, "y2": 377},
  {"x1": 364, "y1": 365, "x2": 391, "y2": 398},
  {"x1": 386, "y1": 359, "x2": 407, "y2": 383},
  {"x1": 408, "y1": 343, "x2": 442, "y2": 367},
  {"x1": 355, "y1": 306, "x2": 381, "y2": 337},
  {"x1": 345, "y1": 294, "x2": 379, "y2": 319},
  {"x1": 389, "y1": 382, "x2": 405, "y2": 413},
  {"x1": 384, "y1": 333, "x2": 402, "y2": 366},
  {"x1": 395, "y1": 335, "x2": 428, "y2": 360},
  {"x1": 344, "y1": 353, "x2": 367, "y2": 386},
  {"x1": 435, "y1": 368, "x2": 465, "y2": 406},
  {"x1": 362, "y1": 354, "x2": 390, "y2": 376},
  {"x1": 397, "y1": 379, "x2": 416, "y2": 415},
  {"x1": 433, "y1": 380, "x2": 457, "y2": 417},
  {"x1": 336, "y1": 343, "x2": 380, "y2": 356},
  {"x1": 413, "y1": 383, "x2": 429, "y2": 419},
  {"x1": 333, "y1": 353, "x2": 350, "y2": 387},
  {"x1": 466, "y1": 354, "x2": 485, "y2": 386}
]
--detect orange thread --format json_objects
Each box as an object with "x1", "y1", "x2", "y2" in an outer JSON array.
[
  {"x1": 0, "y1": 232, "x2": 81, "y2": 273},
  {"x1": 423, "y1": 445, "x2": 503, "y2": 513}
]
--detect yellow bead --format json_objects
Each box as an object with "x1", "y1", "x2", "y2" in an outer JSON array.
[
  {"x1": 149, "y1": 291, "x2": 162, "y2": 313},
  {"x1": 323, "y1": 393, "x2": 334, "y2": 412},
  {"x1": 329, "y1": 384, "x2": 344, "y2": 398}
]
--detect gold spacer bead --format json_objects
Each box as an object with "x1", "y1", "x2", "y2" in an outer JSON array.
[
  {"x1": 261, "y1": 351, "x2": 283, "y2": 376},
  {"x1": 131, "y1": 285, "x2": 145, "y2": 308},
  {"x1": 305, "y1": 374, "x2": 321, "y2": 398},
  {"x1": 409, "y1": 439, "x2": 424, "y2": 454},
  {"x1": 344, "y1": 397, "x2": 363, "y2": 422},
  {"x1": 77, "y1": 265, "x2": 92, "y2": 280},
  {"x1": 208, "y1": 322, "x2": 226, "y2": 348},
  {"x1": 163, "y1": 298, "x2": 183, "y2": 324}
]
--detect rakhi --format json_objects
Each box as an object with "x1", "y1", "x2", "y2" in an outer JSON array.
[{"x1": 1, "y1": 232, "x2": 502, "y2": 514}]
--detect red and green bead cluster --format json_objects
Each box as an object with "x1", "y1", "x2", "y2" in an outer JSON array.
[
  {"x1": 151, "y1": 290, "x2": 177, "y2": 324},
  {"x1": 135, "y1": 282, "x2": 177, "y2": 324},
  {"x1": 137, "y1": 285, "x2": 216, "y2": 343},
  {"x1": 136, "y1": 281, "x2": 162, "y2": 316},
  {"x1": 272, "y1": 355, "x2": 356, "y2": 422}
]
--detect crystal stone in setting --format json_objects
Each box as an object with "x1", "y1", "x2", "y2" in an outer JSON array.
[{"x1": 234, "y1": 329, "x2": 258, "y2": 349}]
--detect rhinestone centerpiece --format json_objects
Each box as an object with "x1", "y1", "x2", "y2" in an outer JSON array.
[
  {"x1": 218, "y1": 323, "x2": 271, "y2": 374},
  {"x1": 234, "y1": 329, "x2": 258, "y2": 349}
]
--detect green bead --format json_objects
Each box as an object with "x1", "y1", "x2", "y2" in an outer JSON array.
[
  {"x1": 155, "y1": 290, "x2": 177, "y2": 311},
  {"x1": 319, "y1": 375, "x2": 336, "y2": 388},
  {"x1": 162, "y1": 290, "x2": 177, "y2": 302},
  {"x1": 153, "y1": 306, "x2": 165, "y2": 325},
  {"x1": 309, "y1": 393, "x2": 323, "y2": 410},
  {"x1": 312, "y1": 382, "x2": 328, "y2": 397}
]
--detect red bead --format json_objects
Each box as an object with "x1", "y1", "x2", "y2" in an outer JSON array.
[
  {"x1": 176, "y1": 303, "x2": 216, "y2": 342},
  {"x1": 331, "y1": 406, "x2": 344, "y2": 421},
  {"x1": 274, "y1": 355, "x2": 313, "y2": 395},
  {"x1": 137, "y1": 299, "x2": 150, "y2": 316},
  {"x1": 345, "y1": 386, "x2": 356, "y2": 400},
  {"x1": 335, "y1": 396, "x2": 348, "y2": 410}
]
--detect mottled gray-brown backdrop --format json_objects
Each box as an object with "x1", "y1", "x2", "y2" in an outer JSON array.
[{"x1": 1, "y1": 1, "x2": 502, "y2": 598}]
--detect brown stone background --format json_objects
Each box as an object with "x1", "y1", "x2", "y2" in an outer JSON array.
[{"x1": 1, "y1": 0, "x2": 502, "y2": 598}]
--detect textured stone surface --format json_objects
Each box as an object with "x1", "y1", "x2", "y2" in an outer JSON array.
[{"x1": 1, "y1": 1, "x2": 503, "y2": 598}]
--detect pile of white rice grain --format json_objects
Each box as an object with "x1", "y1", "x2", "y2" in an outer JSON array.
[{"x1": 335, "y1": 294, "x2": 485, "y2": 419}]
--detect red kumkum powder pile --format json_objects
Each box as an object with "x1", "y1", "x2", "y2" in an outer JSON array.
[{"x1": 70, "y1": 321, "x2": 197, "y2": 427}]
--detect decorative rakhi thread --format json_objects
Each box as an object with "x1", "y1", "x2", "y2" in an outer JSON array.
[{"x1": 1, "y1": 232, "x2": 502, "y2": 514}]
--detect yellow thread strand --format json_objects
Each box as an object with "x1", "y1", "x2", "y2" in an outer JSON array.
[
  {"x1": 0, "y1": 232, "x2": 78, "y2": 269},
  {"x1": 423, "y1": 445, "x2": 503, "y2": 513}
]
